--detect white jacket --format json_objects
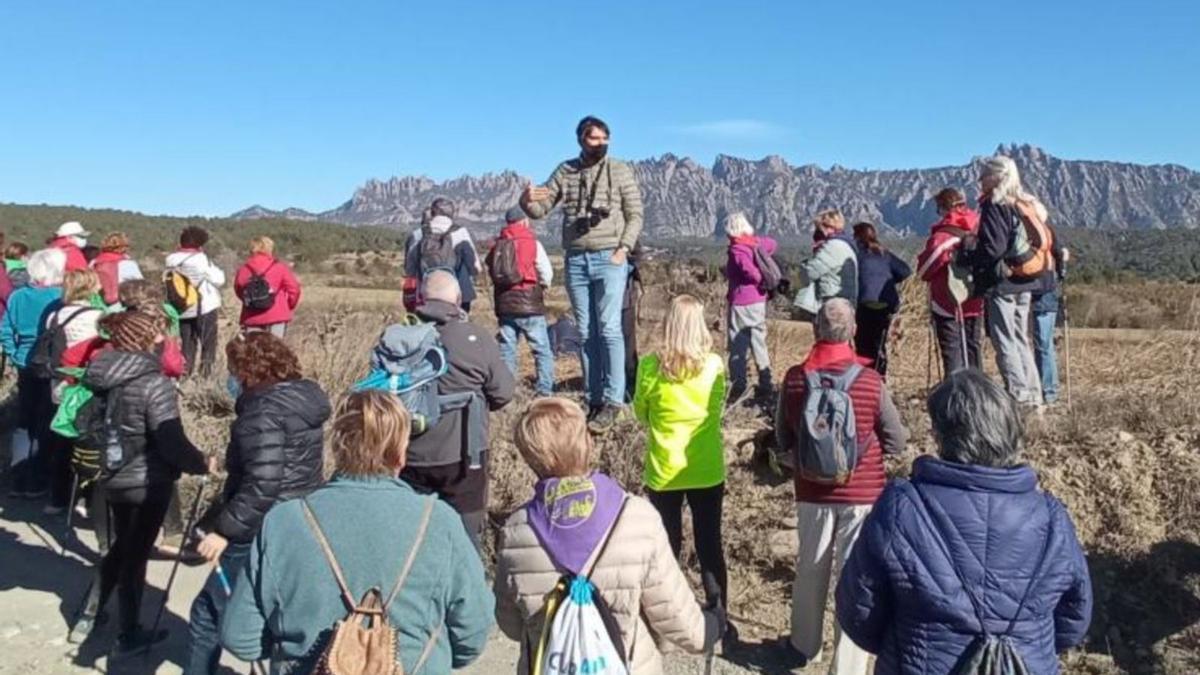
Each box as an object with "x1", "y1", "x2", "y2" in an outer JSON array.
[{"x1": 165, "y1": 250, "x2": 226, "y2": 317}]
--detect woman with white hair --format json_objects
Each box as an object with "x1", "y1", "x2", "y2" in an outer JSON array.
[
  {"x1": 724, "y1": 212, "x2": 778, "y2": 401},
  {"x1": 970, "y1": 155, "x2": 1053, "y2": 406},
  {"x1": 1, "y1": 248, "x2": 66, "y2": 498}
]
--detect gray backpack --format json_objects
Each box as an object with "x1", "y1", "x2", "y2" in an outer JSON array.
[
  {"x1": 795, "y1": 365, "x2": 863, "y2": 485},
  {"x1": 909, "y1": 482, "x2": 1054, "y2": 675}
]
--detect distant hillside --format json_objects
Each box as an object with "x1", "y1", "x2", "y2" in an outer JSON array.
[
  {"x1": 0, "y1": 203, "x2": 406, "y2": 267},
  {"x1": 232, "y1": 144, "x2": 1200, "y2": 236}
]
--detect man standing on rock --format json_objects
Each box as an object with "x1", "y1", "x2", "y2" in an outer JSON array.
[{"x1": 520, "y1": 116, "x2": 643, "y2": 433}]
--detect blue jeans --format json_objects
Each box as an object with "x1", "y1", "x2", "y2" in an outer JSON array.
[
  {"x1": 498, "y1": 315, "x2": 555, "y2": 396},
  {"x1": 185, "y1": 542, "x2": 252, "y2": 675},
  {"x1": 1032, "y1": 306, "x2": 1059, "y2": 403},
  {"x1": 565, "y1": 251, "x2": 628, "y2": 407}
]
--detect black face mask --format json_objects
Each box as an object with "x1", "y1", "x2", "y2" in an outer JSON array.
[{"x1": 581, "y1": 143, "x2": 608, "y2": 163}]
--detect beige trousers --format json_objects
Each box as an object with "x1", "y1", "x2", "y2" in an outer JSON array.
[{"x1": 790, "y1": 501, "x2": 873, "y2": 675}]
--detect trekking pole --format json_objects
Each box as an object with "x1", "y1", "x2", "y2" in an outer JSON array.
[
  {"x1": 956, "y1": 304, "x2": 969, "y2": 373},
  {"x1": 61, "y1": 471, "x2": 82, "y2": 556},
  {"x1": 144, "y1": 474, "x2": 208, "y2": 657},
  {"x1": 925, "y1": 319, "x2": 934, "y2": 391},
  {"x1": 1, "y1": 349, "x2": 7, "y2": 380},
  {"x1": 702, "y1": 572, "x2": 723, "y2": 675}
]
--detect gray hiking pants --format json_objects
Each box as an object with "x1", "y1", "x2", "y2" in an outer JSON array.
[
  {"x1": 728, "y1": 302, "x2": 771, "y2": 390},
  {"x1": 986, "y1": 292, "x2": 1043, "y2": 405}
]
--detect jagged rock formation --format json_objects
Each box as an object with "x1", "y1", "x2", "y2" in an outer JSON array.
[{"x1": 232, "y1": 145, "x2": 1200, "y2": 237}]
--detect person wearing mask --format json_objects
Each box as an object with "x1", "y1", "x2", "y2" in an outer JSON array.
[
  {"x1": 185, "y1": 332, "x2": 330, "y2": 674},
  {"x1": 68, "y1": 311, "x2": 211, "y2": 650},
  {"x1": 50, "y1": 221, "x2": 90, "y2": 272},
  {"x1": 632, "y1": 295, "x2": 730, "y2": 628},
  {"x1": 43, "y1": 269, "x2": 105, "y2": 514},
  {"x1": 970, "y1": 155, "x2": 1051, "y2": 406},
  {"x1": 799, "y1": 209, "x2": 858, "y2": 310},
  {"x1": 724, "y1": 212, "x2": 777, "y2": 401},
  {"x1": 220, "y1": 391, "x2": 493, "y2": 673},
  {"x1": 494, "y1": 397, "x2": 723, "y2": 674},
  {"x1": 486, "y1": 207, "x2": 554, "y2": 397},
  {"x1": 166, "y1": 226, "x2": 226, "y2": 377},
  {"x1": 520, "y1": 115, "x2": 644, "y2": 433},
  {"x1": 775, "y1": 299, "x2": 908, "y2": 672},
  {"x1": 1, "y1": 248, "x2": 66, "y2": 498},
  {"x1": 918, "y1": 188, "x2": 986, "y2": 376},
  {"x1": 836, "y1": 370, "x2": 1093, "y2": 674},
  {"x1": 851, "y1": 222, "x2": 911, "y2": 376},
  {"x1": 403, "y1": 198, "x2": 481, "y2": 313},
  {"x1": 402, "y1": 271, "x2": 515, "y2": 550},
  {"x1": 233, "y1": 236, "x2": 302, "y2": 337},
  {"x1": 91, "y1": 232, "x2": 144, "y2": 306}
]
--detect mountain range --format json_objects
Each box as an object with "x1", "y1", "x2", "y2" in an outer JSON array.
[{"x1": 231, "y1": 144, "x2": 1200, "y2": 238}]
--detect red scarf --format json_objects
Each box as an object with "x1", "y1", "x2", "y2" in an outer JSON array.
[
  {"x1": 730, "y1": 234, "x2": 758, "y2": 247},
  {"x1": 802, "y1": 341, "x2": 872, "y2": 372}
]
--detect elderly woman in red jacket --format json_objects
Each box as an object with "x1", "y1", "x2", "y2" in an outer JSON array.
[{"x1": 234, "y1": 236, "x2": 301, "y2": 337}]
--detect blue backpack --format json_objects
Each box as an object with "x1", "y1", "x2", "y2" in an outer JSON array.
[{"x1": 353, "y1": 323, "x2": 449, "y2": 435}]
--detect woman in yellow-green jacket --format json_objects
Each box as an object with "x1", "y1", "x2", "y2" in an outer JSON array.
[{"x1": 633, "y1": 294, "x2": 729, "y2": 620}]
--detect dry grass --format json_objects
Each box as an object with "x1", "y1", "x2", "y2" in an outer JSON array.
[{"x1": 2, "y1": 262, "x2": 1197, "y2": 674}]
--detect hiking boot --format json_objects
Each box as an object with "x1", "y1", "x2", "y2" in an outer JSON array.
[
  {"x1": 587, "y1": 405, "x2": 623, "y2": 434},
  {"x1": 114, "y1": 627, "x2": 168, "y2": 654}
]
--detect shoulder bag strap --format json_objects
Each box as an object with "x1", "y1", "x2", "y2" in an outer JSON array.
[
  {"x1": 300, "y1": 499, "x2": 359, "y2": 611},
  {"x1": 582, "y1": 497, "x2": 629, "y2": 578},
  {"x1": 903, "y1": 482, "x2": 992, "y2": 636},
  {"x1": 383, "y1": 495, "x2": 437, "y2": 609}
]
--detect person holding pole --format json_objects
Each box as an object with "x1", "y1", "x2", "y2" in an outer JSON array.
[
  {"x1": 184, "y1": 333, "x2": 331, "y2": 675},
  {"x1": 917, "y1": 188, "x2": 984, "y2": 377},
  {"x1": 67, "y1": 311, "x2": 211, "y2": 651}
]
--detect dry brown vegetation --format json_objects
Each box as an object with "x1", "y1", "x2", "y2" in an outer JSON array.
[{"x1": 3, "y1": 259, "x2": 1197, "y2": 674}]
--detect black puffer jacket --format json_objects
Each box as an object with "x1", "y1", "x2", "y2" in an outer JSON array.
[
  {"x1": 215, "y1": 379, "x2": 331, "y2": 543},
  {"x1": 83, "y1": 350, "x2": 207, "y2": 500}
]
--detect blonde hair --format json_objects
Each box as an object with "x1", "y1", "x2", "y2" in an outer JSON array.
[
  {"x1": 249, "y1": 236, "x2": 275, "y2": 256},
  {"x1": 813, "y1": 209, "x2": 846, "y2": 232},
  {"x1": 514, "y1": 398, "x2": 594, "y2": 479},
  {"x1": 101, "y1": 232, "x2": 130, "y2": 254},
  {"x1": 659, "y1": 294, "x2": 712, "y2": 382},
  {"x1": 331, "y1": 391, "x2": 412, "y2": 477},
  {"x1": 980, "y1": 154, "x2": 1043, "y2": 209},
  {"x1": 63, "y1": 269, "x2": 101, "y2": 304},
  {"x1": 724, "y1": 212, "x2": 754, "y2": 238}
]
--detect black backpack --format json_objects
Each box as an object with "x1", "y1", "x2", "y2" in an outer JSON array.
[
  {"x1": 416, "y1": 224, "x2": 461, "y2": 274},
  {"x1": 242, "y1": 260, "x2": 278, "y2": 311},
  {"x1": 28, "y1": 307, "x2": 96, "y2": 380}
]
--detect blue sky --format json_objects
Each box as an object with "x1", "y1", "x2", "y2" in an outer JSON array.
[{"x1": 1, "y1": 1, "x2": 1197, "y2": 217}]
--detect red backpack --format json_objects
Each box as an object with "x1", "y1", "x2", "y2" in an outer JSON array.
[{"x1": 93, "y1": 259, "x2": 121, "y2": 305}]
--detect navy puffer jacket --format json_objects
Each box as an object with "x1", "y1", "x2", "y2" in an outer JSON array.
[{"x1": 836, "y1": 456, "x2": 1092, "y2": 674}]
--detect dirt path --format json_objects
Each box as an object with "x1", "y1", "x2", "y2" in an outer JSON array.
[{"x1": 0, "y1": 500, "x2": 785, "y2": 674}]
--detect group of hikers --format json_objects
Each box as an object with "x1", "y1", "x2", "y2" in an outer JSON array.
[{"x1": 0, "y1": 115, "x2": 1094, "y2": 675}]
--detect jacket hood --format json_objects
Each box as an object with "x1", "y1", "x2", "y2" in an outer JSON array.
[
  {"x1": 912, "y1": 455, "x2": 1037, "y2": 494},
  {"x1": 932, "y1": 207, "x2": 980, "y2": 234},
  {"x1": 84, "y1": 349, "x2": 162, "y2": 391},
  {"x1": 415, "y1": 299, "x2": 465, "y2": 325},
  {"x1": 237, "y1": 378, "x2": 331, "y2": 427}
]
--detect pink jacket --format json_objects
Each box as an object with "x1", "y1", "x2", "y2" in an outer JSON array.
[
  {"x1": 234, "y1": 253, "x2": 301, "y2": 327},
  {"x1": 726, "y1": 235, "x2": 778, "y2": 306}
]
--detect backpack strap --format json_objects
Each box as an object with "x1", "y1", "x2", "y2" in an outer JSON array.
[
  {"x1": 805, "y1": 363, "x2": 863, "y2": 392},
  {"x1": 582, "y1": 497, "x2": 629, "y2": 579},
  {"x1": 300, "y1": 499, "x2": 360, "y2": 612},
  {"x1": 907, "y1": 482, "x2": 1055, "y2": 638},
  {"x1": 382, "y1": 495, "x2": 437, "y2": 609}
]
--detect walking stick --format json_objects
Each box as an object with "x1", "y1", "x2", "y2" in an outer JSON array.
[
  {"x1": 144, "y1": 474, "x2": 208, "y2": 656},
  {"x1": 1062, "y1": 291, "x2": 1072, "y2": 410},
  {"x1": 1, "y1": 350, "x2": 8, "y2": 380},
  {"x1": 956, "y1": 304, "x2": 970, "y2": 373},
  {"x1": 925, "y1": 319, "x2": 935, "y2": 391},
  {"x1": 702, "y1": 572, "x2": 723, "y2": 675},
  {"x1": 61, "y1": 471, "x2": 82, "y2": 556}
]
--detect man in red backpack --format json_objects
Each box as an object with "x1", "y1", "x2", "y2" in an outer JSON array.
[
  {"x1": 50, "y1": 221, "x2": 90, "y2": 272},
  {"x1": 774, "y1": 298, "x2": 908, "y2": 672},
  {"x1": 486, "y1": 207, "x2": 554, "y2": 396},
  {"x1": 234, "y1": 236, "x2": 302, "y2": 337}
]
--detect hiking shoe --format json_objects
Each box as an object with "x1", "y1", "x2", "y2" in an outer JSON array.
[
  {"x1": 587, "y1": 405, "x2": 623, "y2": 434},
  {"x1": 114, "y1": 627, "x2": 168, "y2": 654},
  {"x1": 67, "y1": 615, "x2": 97, "y2": 644}
]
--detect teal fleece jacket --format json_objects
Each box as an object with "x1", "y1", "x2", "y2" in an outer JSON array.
[
  {"x1": 220, "y1": 476, "x2": 494, "y2": 673},
  {"x1": 0, "y1": 286, "x2": 61, "y2": 367}
]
